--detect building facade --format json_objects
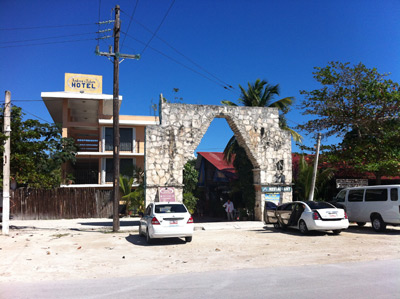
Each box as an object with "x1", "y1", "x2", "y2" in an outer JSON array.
[{"x1": 41, "y1": 73, "x2": 158, "y2": 188}]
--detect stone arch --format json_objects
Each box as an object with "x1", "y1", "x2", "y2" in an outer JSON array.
[{"x1": 144, "y1": 101, "x2": 292, "y2": 220}]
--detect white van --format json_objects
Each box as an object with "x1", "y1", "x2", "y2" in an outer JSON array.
[{"x1": 334, "y1": 185, "x2": 400, "y2": 232}]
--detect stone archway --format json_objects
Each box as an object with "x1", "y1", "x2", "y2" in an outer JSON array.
[{"x1": 144, "y1": 101, "x2": 292, "y2": 221}]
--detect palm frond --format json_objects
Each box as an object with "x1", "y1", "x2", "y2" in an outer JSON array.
[
  {"x1": 268, "y1": 96, "x2": 294, "y2": 111},
  {"x1": 282, "y1": 126, "x2": 303, "y2": 143},
  {"x1": 223, "y1": 135, "x2": 238, "y2": 163},
  {"x1": 221, "y1": 100, "x2": 238, "y2": 106}
]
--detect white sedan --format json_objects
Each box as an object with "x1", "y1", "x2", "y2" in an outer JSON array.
[
  {"x1": 264, "y1": 201, "x2": 349, "y2": 234},
  {"x1": 139, "y1": 202, "x2": 194, "y2": 243}
]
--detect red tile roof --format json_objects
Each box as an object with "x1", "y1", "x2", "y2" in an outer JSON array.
[{"x1": 197, "y1": 152, "x2": 236, "y2": 174}]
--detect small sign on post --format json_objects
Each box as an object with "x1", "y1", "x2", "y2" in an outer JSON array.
[{"x1": 159, "y1": 187, "x2": 176, "y2": 202}]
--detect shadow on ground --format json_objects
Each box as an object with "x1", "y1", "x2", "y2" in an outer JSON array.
[
  {"x1": 125, "y1": 233, "x2": 188, "y2": 247},
  {"x1": 79, "y1": 220, "x2": 140, "y2": 227}
]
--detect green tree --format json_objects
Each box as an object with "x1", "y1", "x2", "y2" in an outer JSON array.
[
  {"x1": 329, "y1": 120, "x2": 400, "y2": 184},
  {"x1": 183, "y1": 159, "x2": 199, "y2": 214},
  {"x1": 298, "y1": 62, "x2": 400, "y2": 183},
  {"x1": 222, "y1": 78, "x2": 302, "y2": 162},
  {"x1": 293, "y1": 155, "x2": 335, "y2": 201},
  {"x1": 0, "y1": 106, "x2": 77, "y2": 189},
  {"x1": 232, "y1": 146, "x2": 255, "y2": 217},
  {"x1": 119, "y1": 167, "x2": 145, "y2": 215}
]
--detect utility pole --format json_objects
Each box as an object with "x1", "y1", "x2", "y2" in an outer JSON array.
[
  {"x1": 2, "y1": 91, "x2": 11, "y2": 235},
  {"x1": 96, "y1": 5, "x2": 140, "y2": 232},
  {"x1": 308, "y1": 133, "x2": 321, "y2": 202}
]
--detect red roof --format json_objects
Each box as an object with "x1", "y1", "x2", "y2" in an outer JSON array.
[{"x1": 197, "y1": 152, "x2": 236, "y2": 174}]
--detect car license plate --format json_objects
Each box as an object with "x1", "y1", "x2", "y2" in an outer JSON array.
[
  {"x1": 328, "y1": 211, "x2": 338, "y2": 217},
  {"x1": 170, "y1": 220, "x2": 178, "y2": 225}
]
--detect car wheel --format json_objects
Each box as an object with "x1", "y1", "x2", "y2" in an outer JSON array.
[
  {"x1": 356, "y1": 222, "x2": 366, "y2": 227},
  {"x1": 146, "y1": 229, "x2": 152, "y2": 244},
  {"x1": 299, "y1": 220, "x2": 308, "y2": 234},
  {"x1": 332, "y1": 229, "x2": 342, "y2": 235},
  {"x1": 185, "y1": 236, "x2": 192, "y2": 242},
  {"x1": 371, "y1": 215, "x2": 386, "y2": 232},
  {"x1": 273, "y1": 223, "x2": 281, "y2": 229}
]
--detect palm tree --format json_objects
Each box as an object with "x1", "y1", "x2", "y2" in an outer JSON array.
[
  {"x1": 221, "y1": 79, "x2": 302, "y2": 162},
  {"x1": 294, "y1": 155, "x2": 335, "y2": 201}
]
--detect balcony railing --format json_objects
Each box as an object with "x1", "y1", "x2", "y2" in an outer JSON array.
[{"x1": 76, "y1": 138, "x2": 99, "y2": 152}]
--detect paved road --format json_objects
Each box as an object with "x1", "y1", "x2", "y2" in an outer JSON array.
[{"x1": 2, "y1": 259, "x2": 399, "y2": 299}]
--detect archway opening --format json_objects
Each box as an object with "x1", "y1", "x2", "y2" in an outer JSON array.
[{"x1": 187, "y1": 118, "x2": 257, "y2": 222}]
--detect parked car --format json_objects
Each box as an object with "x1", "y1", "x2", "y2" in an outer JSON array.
[
  {"x1": 333, "y1": 185, "x2": 400, "y2": 232},
  {"x1": 139, "y1": 202, "x2": 194, "y2": 244},
  {"x1": 264, "y1": 201, "x2": 349, "y2": 235}
]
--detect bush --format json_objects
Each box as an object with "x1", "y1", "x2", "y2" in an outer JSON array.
[{"x1": 183, "y1": 192, "x2": 198, "y2": 214}]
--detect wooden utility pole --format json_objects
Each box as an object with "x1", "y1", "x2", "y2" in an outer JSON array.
[
  {"x1": 2, "y1": 91, "x2": 11, "y2": 235},
  {"x1": 96, "y1": 5, "x2": 140, "y2": 232},
  {"x1": 112, "y1": 5, "x2": 121, "y2": 232},
  {"x1": 308, "y1": 133, "x2": 322, "y2": 201}
]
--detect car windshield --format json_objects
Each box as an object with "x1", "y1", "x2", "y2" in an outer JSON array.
[
  {"x1": 155, "y1": 204, "x2": 187, "y2": 213},
  {"x1": 305, "y1": 201, "x2": 335, "y2": 209}
]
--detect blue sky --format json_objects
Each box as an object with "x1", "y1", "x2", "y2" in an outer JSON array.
[{"x1": 1, "y1": 0, "x2": 400, "y2": 154}]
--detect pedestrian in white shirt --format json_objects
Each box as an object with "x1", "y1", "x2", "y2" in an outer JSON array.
[{"x1": 223, "y1": 199, "x2": 234, "y2": 221}]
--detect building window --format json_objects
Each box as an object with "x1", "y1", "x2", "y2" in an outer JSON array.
[
  {"x1": 105, "y1": 128, "x2": 113, "y2": 151},
  {"x1": 105, "y1": 128, "x2": 133, "y2": 152},
  {"x1": 105, "y1": 158, "x2": 136, "y2": 182}
]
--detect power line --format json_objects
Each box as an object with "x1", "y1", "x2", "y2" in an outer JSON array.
[
  {"x1": 0, "y1": 32, "x2": 96, "y2": 45},
  {"x1": 123, "y1": 33, "x2": 233, "y2": 91},
  {"x1": 97, "y1": 0, "x2": 102, "y2": 46},
  {"x1": 120, "y1": 0, "x2": 139, "y2": 51},
  {"x1": 15, "y1": 106, "x2": 52, "y2": 124},
  {"x1": 0, "y1": 23, "x2": 95, "y2": 31},
  {"x1": 0, "y1": 38, "x2": 97, "y2": 49},
  {"x1": 8, "y1": 100, "x2": 42, "y2": 102},
  {"x1": 120, "y1": 11, "x2": 235, "y2": 91},
  {"x1": 141, "y1": 0, "x2": 175, "y2": 54}
]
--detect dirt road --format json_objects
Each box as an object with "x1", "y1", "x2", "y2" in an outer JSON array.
[{"x1": 1, "y1": 219, "x2": 399, "y2": 283}]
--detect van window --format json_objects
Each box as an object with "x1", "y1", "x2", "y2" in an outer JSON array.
[
  {"x1": 390, "y1": 188, "x2": 398, "y2": 201},
  {"x1": 348, "y1": 189, "x2": 364, "y2": 202},
  {"x1": 365, "y1": 189, "x2": 387, "y2": 202},
  {"x1": 336, "y1": 190, "x2": 346, "y2": 202}
]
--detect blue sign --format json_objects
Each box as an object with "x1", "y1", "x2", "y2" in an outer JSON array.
[{"x1": 262, "y1": 186, "x2": 292, "y2": 193}]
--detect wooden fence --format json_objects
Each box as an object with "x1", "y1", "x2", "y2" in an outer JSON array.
[{"x1": 10, "y1": 188, "x2": 114, "y2": 220}]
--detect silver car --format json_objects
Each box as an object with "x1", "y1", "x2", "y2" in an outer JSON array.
[
  {"x1": 265, "y1": 201, "x2": 349, "y2": 235},
  {"x1": 139, "y1": 202, "x2": 194, "y2": 244}
]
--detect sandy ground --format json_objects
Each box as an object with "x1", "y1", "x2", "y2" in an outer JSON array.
[{"x1": 1, "y1": 218, "x2": 400, "y2": 283}]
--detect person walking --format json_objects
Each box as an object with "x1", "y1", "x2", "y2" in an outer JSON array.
[{"x1": 223, "y1": 199, "x2": 234, "y2": 221}]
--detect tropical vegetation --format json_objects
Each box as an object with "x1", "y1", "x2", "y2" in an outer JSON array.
[
  {"x1": 0, "y1": 106, "x2": 77, "y2": 189},
  {"x1": 298, "y1": 62, "x2": 400, "y2": 184}
]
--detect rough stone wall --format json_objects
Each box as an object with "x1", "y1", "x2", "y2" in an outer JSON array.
[{"x1": 145, "y1": 102, "x2": 292, "y2": 220}]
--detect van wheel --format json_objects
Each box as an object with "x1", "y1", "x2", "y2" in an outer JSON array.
[
  {"x1": 332, "y1": 230, "x2": 342, "y2": 235},
  {"x1": 273, "y1": 223, "x2": 281, "y2": 229},
  {"x1": 185, "y1": 236, "x2": 192, "y2": 242},
  {"x1": 371, "y1": 216, "x2": 386, "y2": 232},
  {"x1": 299, "y1": 220, "x2": 308, "y2": 234},
  {"x1": 356, "y1": 222, "x2": 366, "y2": 227}
]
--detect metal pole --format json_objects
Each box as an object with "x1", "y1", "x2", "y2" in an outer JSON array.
[
  {"x1": 2, "y1": 91, "x2": 11, "y2": 235},
  {"x1": 112, "y1": 5, "x2": 120, "y2": 232},
  {"x1": 308, "y1": 133, "x2": 321, "y2": 201}
]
